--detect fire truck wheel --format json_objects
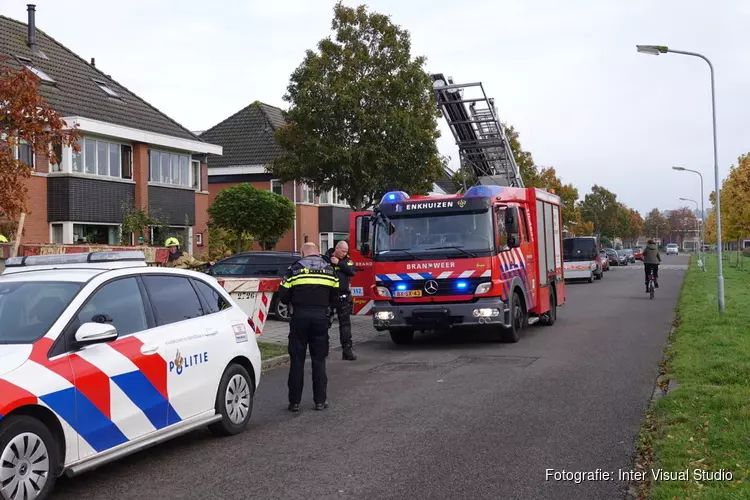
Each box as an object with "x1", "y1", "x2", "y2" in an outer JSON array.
[
  {"x1": 389, "y1": 328, "x2": 415, "y2": 345},
  {"x1": 542, "y1": 288, "x2": 557, "y2": 326},
  {"x1": 500, "y1": 292, "x2": 525, "y2": 343}
]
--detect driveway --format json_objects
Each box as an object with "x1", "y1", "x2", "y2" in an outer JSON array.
[{"x1": 52, "y1": 256, "x2": 689, "y2": 500}]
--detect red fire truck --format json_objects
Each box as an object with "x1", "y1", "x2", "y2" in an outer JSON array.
[{"x1": 349, "y1": 184, "x2": 565, "y2": 344}]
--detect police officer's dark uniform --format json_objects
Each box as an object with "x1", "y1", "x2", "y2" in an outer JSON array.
[
  {"x1": 277, "y1": 253, "x2": 339, "y2": 412},
  {"x1": 324, "y1": 247, "x2": 358, "y2": 360}
]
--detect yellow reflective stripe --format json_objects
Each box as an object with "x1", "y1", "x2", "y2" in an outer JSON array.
[
  {"x1": 287, "y1": 277, "x2": 339, "y2": 287},
  {"x1": 280, "y1": 280, "x2": 292, "y2": 288},
  {"x1": 286, "y1": 273, "x2": 337, "y2": 283}
]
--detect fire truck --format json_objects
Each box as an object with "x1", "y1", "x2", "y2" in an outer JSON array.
[{"x1": 348, "y1": 74, "x2": 566, "y2": 344}]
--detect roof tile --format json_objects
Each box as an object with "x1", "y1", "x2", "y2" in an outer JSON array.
[{"x1": 0, "y1": 14, "x2": 201, "y2": 142}]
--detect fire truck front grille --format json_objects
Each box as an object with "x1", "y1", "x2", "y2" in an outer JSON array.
[{"x1": 384, "y1": 278, "x2": 487, "y2": 297}]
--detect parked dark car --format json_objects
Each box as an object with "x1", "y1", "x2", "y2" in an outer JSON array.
[
  {"x1": 207, "y1": 251, "x2": 300, "y2": 322},
  {"x1": 622, "y1": 248, "x2": 636, "y2": 263},
  {"x1": 604, "y1": 248, "x2": 625, "y2": 266}
]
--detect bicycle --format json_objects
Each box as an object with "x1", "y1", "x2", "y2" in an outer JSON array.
[{"x1": 647, "y1": 267, "x2": 656, "y2": 300}]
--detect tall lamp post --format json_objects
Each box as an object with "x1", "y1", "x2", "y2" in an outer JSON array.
[
  {"x1": 637, "y1": 44, "x2": 725, "y2": 314},
  {"x1": 679, "y1": 197, "x2": 703, "y2": 267},
  {"x1": 674, "y1": 166, "x2": 707, "y2": 272}
]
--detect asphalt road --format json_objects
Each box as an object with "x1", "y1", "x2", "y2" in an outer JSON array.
[{"x1": 52, "y1": 255, "x2": 689, "y2": 500}]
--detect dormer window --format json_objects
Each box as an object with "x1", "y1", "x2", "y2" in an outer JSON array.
[
  {"x1": 16, "y1": 56, "x2": 54, "y2": 83},
  {"x1": 93, "y1": 79, "x2": 120, "y2": 99}
]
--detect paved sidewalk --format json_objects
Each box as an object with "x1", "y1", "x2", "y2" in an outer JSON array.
[{"x1": 259, "y1": 315, "x2": 384, "y2": 349}]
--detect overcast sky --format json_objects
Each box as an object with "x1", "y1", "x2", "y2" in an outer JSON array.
[{"x1": 5, "y1": 0, "x2": 747, "y2": 214}]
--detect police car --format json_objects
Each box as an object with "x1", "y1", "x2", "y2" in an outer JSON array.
[{"x1": 0, "y1": 251, "x2": 261, "y2": 500}]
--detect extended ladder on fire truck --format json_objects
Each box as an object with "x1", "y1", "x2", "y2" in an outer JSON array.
[{"x1": 431, "y1": 74, "x2": 524, "y2": 189}]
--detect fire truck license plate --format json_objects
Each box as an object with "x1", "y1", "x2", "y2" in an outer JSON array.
[{"x1": 394, "y1": 290, "x2": 422, "y2": 298}]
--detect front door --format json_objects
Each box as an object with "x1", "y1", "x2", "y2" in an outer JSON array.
[{"x1": 349, "y1": 211, "x2": 374, "y2": 316}]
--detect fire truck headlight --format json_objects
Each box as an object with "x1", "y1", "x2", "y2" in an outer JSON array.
[
  {"x1": 474, "y1": 282, "x2": 492, "y2": 295},
  {"x1": 375, "y1": 311, "x2": 395, "y2": 320},
  {"x1": 472, "y1": 308, "x2": 500, "y2": 318},
  {"x1": 376, "y1": 286, "x2": 392, "y2": 298}
]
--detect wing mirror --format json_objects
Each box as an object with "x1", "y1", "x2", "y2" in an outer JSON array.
[{"x1": 75, "y1": 322, "x2": 118, "y2": 346}]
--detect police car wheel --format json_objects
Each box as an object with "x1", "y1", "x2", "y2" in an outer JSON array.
[
  {"x1": 0, "y1": 415, "x2": 59, "y2": 500},
  {"x1": 209, "y1": 364, "x2": 255, "y2": 437}
]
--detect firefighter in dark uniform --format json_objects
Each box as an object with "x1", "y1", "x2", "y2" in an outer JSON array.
[
  {"x1": 278, "y1": 242, "x2": 339, "y2": 412},
  {"x1": 324, "y1": 240, "x2": 358, "y2": 360}
]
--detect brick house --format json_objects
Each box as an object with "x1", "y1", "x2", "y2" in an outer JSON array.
[
  {"x1": 201, "y1": 101, "x2": 456, "y2": 253},
  {"x1": 0, "y1": 6, "x2": 221, "y2": 254}
]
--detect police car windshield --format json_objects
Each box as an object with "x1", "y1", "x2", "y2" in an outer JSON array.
[
  {"x1": 374, "y1": 209, "x2": 494, "y2": 260},
  {"x1": 0, "y1": 281, "x2": 82, "y2": 344}
]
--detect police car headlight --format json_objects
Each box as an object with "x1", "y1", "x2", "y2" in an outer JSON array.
[
  {"x1": 376, "y1": 286, "x2": 392, "y2": 298},
  {"x1": 474, "y1": 282, "x2": 492, "y2": 295}
]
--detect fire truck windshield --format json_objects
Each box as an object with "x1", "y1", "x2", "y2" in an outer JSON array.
[{"x1": 373, "y1": 208, "x2": 496, "y2": 260}]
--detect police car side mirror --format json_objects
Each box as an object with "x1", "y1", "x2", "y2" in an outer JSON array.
[{"x1": 75, "y1": 322, "x2": 118, "y2": 346}]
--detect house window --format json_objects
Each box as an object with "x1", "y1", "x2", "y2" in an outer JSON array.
[
  {"x1": 16, "y1": 142, "x2": 34, "y2": 169},
  {"x1": 319, "y1": 188, "x2": 346, "y2": 206},
  {"x1": 72, "y1": 136, "x2": 127, "y2": 178},
  {"x1": 93, "y1": 79, "x2": 120, "y2": 98},
  {"x1": 50, "y1": 144, "x2": 62, "y2": 172},
  {"x1": 271, "y1": 179, "x2": 283, "y2": 196},
  {"x1": 51, "y1": 224, "x2": 63, "y2": 244},
  {"x1": 320, "y1": 233, "x2": 330, "y2": 253},
  {"x1": 17, "y1": 57, "x2": 54, "y2": 83},
  {"x1": 301, "y1": 183, "x2": 315, "y2": 203},
  {"x1": 73, "y1": 224, "x2": 119, "y2": 245},
  {"x1": 196, "y1": 232, "x2": 203, "y2": 247},
  {"x1": 191, "y1": 160, "x2": 201, "y2": 190},
  {"x1": 150, "y1": 149, "x2": 192, "y2": 187}
]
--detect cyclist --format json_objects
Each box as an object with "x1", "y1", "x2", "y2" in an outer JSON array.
[{"x1": 642, "y1": 239, "x2": 661, "y2": 292}]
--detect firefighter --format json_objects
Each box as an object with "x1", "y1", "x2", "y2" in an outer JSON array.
[
  {"x1": 278, "y1": 242, "x2": 339, "y2": 412},
  {"x1": 164, "y1": 237, "x2": 206, "y2": 269},
  {"x1": 0, "y1": 235, "x2": 8, "y2": 243},
  {"x1": 323, "y1": 240, "x2": 358, "y2": 361}
]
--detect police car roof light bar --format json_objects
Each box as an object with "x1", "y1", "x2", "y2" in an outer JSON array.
[
  {"x1": 463, "y1": 185, "x2": 504, "y2": 199},
  {"x1": 5, "y1": 251, "x2": 147, "y2": 268},
  {"x1": 381, "y1": 191, "x2": 410, "y2": 204}
]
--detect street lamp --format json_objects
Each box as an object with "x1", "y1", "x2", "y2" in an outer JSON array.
[
  {"x1": 679, "y1": 197, "x2": 703, "y2": 267},
  {"x1": 674, "y1": 166, "x2": 706, "y2": 272},
  {"x1": 637, "y1": 44, "x2": 725, "y2": 314}
]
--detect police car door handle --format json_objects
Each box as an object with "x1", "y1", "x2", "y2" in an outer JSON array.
[
  {"x1": 140, "y1": 343, "x2": 159, "y2": 355},
  {"x1": 205, "y1": 329, "x2": 219, "y2": 336}
]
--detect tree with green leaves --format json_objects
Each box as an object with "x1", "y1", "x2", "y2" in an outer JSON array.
[
  {"x1": 270, "y1": 2, "x2": 446, "y2": 211},
  {"x1": 579, "y1": 185, "x2": 621, "y2": 237},
  {"x1": 208, "y1": 184, "x2": 295, "y2": 252}
]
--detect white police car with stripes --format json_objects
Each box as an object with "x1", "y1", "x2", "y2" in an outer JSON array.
[{"x1": 0, "y1": 251, "x2": 261, "y2": 500}]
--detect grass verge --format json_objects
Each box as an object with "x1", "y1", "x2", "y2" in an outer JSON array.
[
  {"x1": 258, "y1": 341, "x2": 287, "y2": 360},
  {"x1": 634, "y1": 255, "x2": 750, "y2": 499}
]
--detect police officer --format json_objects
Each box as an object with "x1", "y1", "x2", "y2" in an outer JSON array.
[
  {"x1": 278, "y1": 242, "x2": 339, "y2": 412},
  {"x1": 324, "y1": 240, "x2": 357, "y2": 361}
]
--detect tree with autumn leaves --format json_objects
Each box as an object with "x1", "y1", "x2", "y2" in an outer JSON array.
[
  {"x1": 0, "y1": 57, "x2": 79, "y2": 252},
  {"x1": 704, "y1": 153, "x2": 750, "y2": 253}
]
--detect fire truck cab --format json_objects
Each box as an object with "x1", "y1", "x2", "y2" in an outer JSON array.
[{"x1": 355, "y1": 185, "x2": 566, "y2": 344}]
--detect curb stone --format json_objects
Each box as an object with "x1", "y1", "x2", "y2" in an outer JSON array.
[
  {"x1": 261, "y1": 354, "x2": 290, "y2": 372},
  {"x1": 628, "y1": 325, "x2": 679, "y2": 500}
]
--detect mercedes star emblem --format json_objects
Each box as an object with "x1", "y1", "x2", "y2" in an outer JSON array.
[{"x1": 424, "y1": 280, "x2": 439, "y2": 295}]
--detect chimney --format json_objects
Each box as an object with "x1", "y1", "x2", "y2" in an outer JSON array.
[
  {"x1": 90, "y1": 57, "x2": 95, "y2": 67},
  {"x1": 27, "y1": 4, "x2": 37, "y2": 53}
]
